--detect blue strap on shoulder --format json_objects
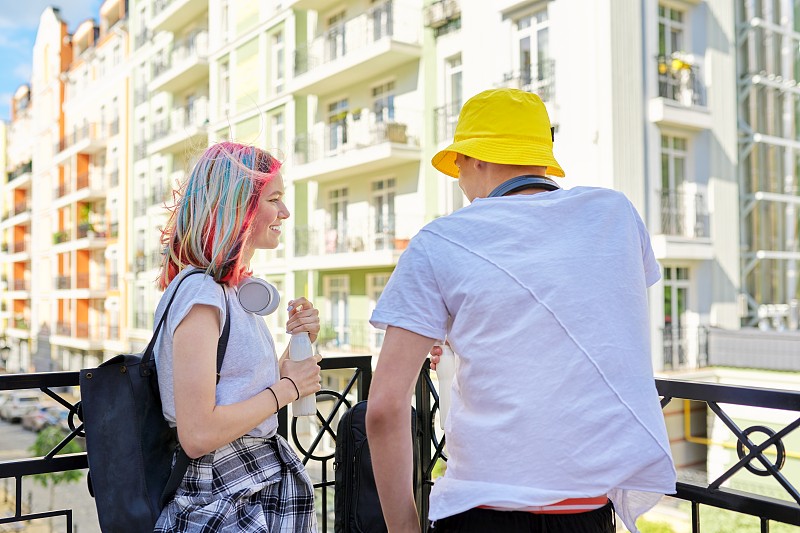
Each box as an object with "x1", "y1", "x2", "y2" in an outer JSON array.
[{"x1": 487, "y1": 175, "x2": 560, "y2": 198}]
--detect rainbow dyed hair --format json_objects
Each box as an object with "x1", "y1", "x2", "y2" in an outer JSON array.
[{"x1": 158, "y1": 142, "x2": 281, "y2": 289}]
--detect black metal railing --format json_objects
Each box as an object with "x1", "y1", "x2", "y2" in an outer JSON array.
[
  {"x1": 1, "y1": 360, "x2": 797, "y2": 532},
  {"x1": 434, "y1": 101, "x2": 461, "y2": 144},
  {"x1": 497, "y1": 59, "x2": 556, "y2": 102},
  {"x1": 656, "y1": 54, "x2": 706, "y2": 107},
  {"x1": 660, "y1": 190, "x2": 710, "y2": 238},
  {"x1": 663, "y1": 326, "x2": 709, "y2": 370}
]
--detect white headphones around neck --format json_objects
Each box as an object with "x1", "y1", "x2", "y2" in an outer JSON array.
[{"x1": 237, "y1": 277, "x2": 281, "y2": 316}]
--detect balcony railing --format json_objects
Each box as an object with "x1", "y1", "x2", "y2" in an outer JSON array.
[
  {"x1": 294, "y1": 218, "x2": 404, "y2": 256},
  {"x1": 293, "y1": 110, "x2": 419, "y2": 165},
  {"x1": 13, "y1": 201, "x2": 30, "y2": 216},
  {"x1": 434, "y1": 101, "x2": 461, "y2": 144},
  {"x1": 497, "y1": 59, "x2": 556, "y2": 102},
  {"x1": 152, "y1": 31, "x2": 209, "y2": 80},
  {"x1": 0, "y1": 361, "x2": 798, "y2": 531},
  {"x1": 11, "y1": 241, "x2": 28, "y2": 254},
  {"x1": 54, "y1": 276, "x2": 71, "y2": 290},
  {"x1": 12, "y1": 279, "x2": 29, "y2": 291},
  {"x1": 7, "y1": 161, "x2": 32, "y2": 183},
  {"x1": 660, "y1": 190, "x2": 710, "y2": 238},
  {"x1": 657, "y1": 54, "x2": 706, "y2": 107},
  {"x1": 55, "y1": 322, "x2": 71, "y2": 335},
  {"x1": 294, "y1": 0, "x2": 421, "y2": 76},
  {"x1": 662, "y1": 326, "x2": 709, "y2": 370},
  {"x1": 316, "y1": 320, "x2": 384, "y2": 353}
]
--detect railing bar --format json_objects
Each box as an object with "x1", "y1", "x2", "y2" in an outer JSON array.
[
  {"x1": 14, "y1": 477, "x2": 21, "y2": 518},
  {"x1": 39, "y1": 387, "x2": 75, "y2": 411},
  {"x1": 761, "y1": 517, "x2": 769, "y2": 533},
  {"x1": 0, "y1": 509, "x2": 74, "y2": 524},
  {"x1": 0, "y1": 371, "x2": 80, "y2": 390},
  {"x1": 43, "y1": 423, "x2": 84, "y2": 459},
  {"x1": 656, "y1": 378, "x2": 800, "y2": 411},
  {"x1": 691, "y1": 501, "x2": 700, "y2": 533},
  {"x1": 0, "y1": 454, "x2": 87, "y2": 478},
  {"x1": 660, "y1": 396, "x2": 673, "y2": 408},
  {"x1": 675, "y1": 483, "x2": 800, "y2": 526}
]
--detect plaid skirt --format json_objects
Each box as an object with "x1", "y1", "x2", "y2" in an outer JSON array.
[{"x1": 154, "y1": 434, "x2": 317, "y2": 532}]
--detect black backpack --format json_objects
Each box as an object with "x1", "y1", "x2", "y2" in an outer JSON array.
[
  {"x1": 79, "y1": 270, "x2": 230, "y2": 532},
  {"x1": 334, "y1": 401, "x2": 418, "y2": 533}
]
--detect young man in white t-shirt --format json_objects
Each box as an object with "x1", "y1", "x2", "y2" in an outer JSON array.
[{"x1": 366, "y1": 89, "x2": 676, "y2": 533}]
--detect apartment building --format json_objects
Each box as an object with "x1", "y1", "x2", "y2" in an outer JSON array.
[
  {"x1": 0, "y1": 88, "x2": 33, "y2": 372},
  {"x1": 0, "y1": 0, "x2": 754, "y2": 376},
  {"x1": 127, "y1": 0, "x2": 211, "y2": 350},
  {"x1": 48, "y1": 0, "x2": 131, "y2": 372}
]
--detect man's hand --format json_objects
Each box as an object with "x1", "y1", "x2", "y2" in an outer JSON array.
[{"x1": 367, "y1": 326, "x2": 436, "y2": 533}]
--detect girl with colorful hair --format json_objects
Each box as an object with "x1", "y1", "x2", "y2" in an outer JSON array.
[{"x1": 153, "y1": 142, "x2": 321, "y2": 532}]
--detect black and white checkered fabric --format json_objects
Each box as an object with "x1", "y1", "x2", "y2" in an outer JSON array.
[{"x1": 155, "y1": 434, "x2": 317, "y2": 532}]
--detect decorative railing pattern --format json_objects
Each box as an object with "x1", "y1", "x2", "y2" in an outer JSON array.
[{"x1": 0, "y1": 359, "x2": 797, "y2": 531}]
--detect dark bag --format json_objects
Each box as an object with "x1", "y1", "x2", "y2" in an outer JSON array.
[
  {"x1": 334, "y1": 401, "x2": 418, "y2": 533},
  {"x1": 79, "y1": 270, "x2": 230, "y2": 533}
]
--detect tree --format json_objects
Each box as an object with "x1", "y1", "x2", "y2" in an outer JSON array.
[{"x1": 28, "y1": 426, "x2": 83, "y2": 532}]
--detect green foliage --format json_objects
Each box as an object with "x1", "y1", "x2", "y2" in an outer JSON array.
[
  {"x1": 637, "y1": 519, "x2": 675, "y2": 533},
  {"x1": 28, "y1": 426, "x2": 83, "y2": 489},
  {"x1": 680, "y1": 502, "x2": 799, "y2": 533}
]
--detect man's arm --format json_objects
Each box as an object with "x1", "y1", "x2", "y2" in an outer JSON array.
[{"x1": 366, "y1": 326, "x2": 437, "y2": 533}]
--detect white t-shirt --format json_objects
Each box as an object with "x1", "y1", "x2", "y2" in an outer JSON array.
[
  {"x1": 154, "y1": 268, "x2": 281, "y2": 438},
  {"x1": 370, "y1": 187, "x2": 676, "y2": 532}
]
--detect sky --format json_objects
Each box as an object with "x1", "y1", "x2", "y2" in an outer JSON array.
[{"x1": 0, "y1": 1, "x2": 103, "y2": 122}]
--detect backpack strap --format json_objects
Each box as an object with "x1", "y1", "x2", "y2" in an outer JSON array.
[{"x1": 145, "y1": 269, "x2": 232, "y2": 508}]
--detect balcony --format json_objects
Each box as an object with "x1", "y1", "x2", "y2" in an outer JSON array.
[
  {"x1": 496, "y1": 59, "x2": 556, "y2": 103},
  {"x1": 149, "y1": 31, "x2": 209, "y2": 94},
  {"x1": 150, "y1": 0, "x2": 207, "y2": 34},
  {"x1": 52, "y1": 173, "x2": 106, "y2": 208},
  {"x1": 292, "y1": 111, "x2": 421, "y2": 183},
  {"x1": 433, "y1": 101, "x2": 461, "y2": 144},
  {"x1": 292, "y1": 220, "x2": 407, "y2": 270},
  {"x1": 53, "y1": 123, "x2": 106, "y2": 164},
  {"x1": 284, "y1": 0, "x2": 341, "y2": 12},
  {"x1": 651, "y1": 189, "x2": 713, "y2": 261},
  {"x1": 316, "y1": 320, "x2": 383, "y2": 354},
  {"x1": 6, "y1": 161, "x2": 32, "y2": 189},
  {"x1": 0, "y1": 201, "x2": 32, "y2": 230},
  {"x1": 424, "y1": 0, "x2": 461, "y2": 29},
  {"x1": 290, "y1": 1, "x2": 422, "y2": 96},
  {"x1": 51, "y1": 225, "x2": 109, "y2": 252},
  {"x1": 148, "y1": 98, "x2": 209, "y2": 155},
  {"x1": 662, "y1": 326, "x2": 708, "y2": 371},
  {"x1": 0, "y1": 363, "x2": 798, "y2": 532},
  {"x1": 649, "y1": 53, "x2": 712, "y2": 131}
]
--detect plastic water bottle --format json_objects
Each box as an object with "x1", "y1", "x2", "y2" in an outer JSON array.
[
  {"x1": 435, "y1": 343, "x2": 455, "y2": 430},
  {"x1": 289, "y1": 332, "x2": 317, "y2": 416}
]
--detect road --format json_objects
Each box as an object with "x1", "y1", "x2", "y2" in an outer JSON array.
[{"x1": 0, "y1": 419, "x2": 100, "y2": 533}]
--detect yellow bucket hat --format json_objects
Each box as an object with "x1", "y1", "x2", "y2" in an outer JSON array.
[{"x1": 432, "y1": 89, "x2": 564, "y2": 178}]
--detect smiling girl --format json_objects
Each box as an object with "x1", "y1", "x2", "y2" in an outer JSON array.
[{"x1": 153, "y1": 142, "x2": 321, "y2": 532}]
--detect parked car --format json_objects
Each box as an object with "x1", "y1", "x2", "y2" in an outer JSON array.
[
  {"x1": 0, "y1": 392, "x2": 41, "y2": 423},
  {"x1": 21, "y1": 406, "x2": 61, "y2": 432}
]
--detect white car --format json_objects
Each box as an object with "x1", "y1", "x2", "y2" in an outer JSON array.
[{"x1": 0, "y1": 392, "x2": 41, "y2": 423}]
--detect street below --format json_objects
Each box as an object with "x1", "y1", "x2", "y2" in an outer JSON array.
[{"x1": 0, "y1": 418, "x2": 100, "y2": 533}]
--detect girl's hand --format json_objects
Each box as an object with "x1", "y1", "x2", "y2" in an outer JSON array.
[
  {"x1": 429, "y1": 345, "x2": 442, "y2": 371},
  {"x1": 280, "y1": 354, "x2": 323, "y2": 398},
  {"x1": 286, "y1": 297, "x2": 320, "y2": 343}
]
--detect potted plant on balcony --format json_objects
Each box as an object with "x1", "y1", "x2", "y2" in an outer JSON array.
[{"x1": 78, "y1": 204, "x2": 96, "y2": 238}]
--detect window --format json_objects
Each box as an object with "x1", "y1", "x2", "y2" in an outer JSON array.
[
  {"x1": 660, "y1": 135, "x2": 688, "y2": 235},
  {"x1": 663, "y1": 266, "x2": 689, "y2": 369},
  {"x1": 221, "y1": 0, "x2": 230, "y2": 43},
  {"x1": 327, "y1": 98, "x2": 349, "y2": 151},
  {"x1": 370, "y1": 0, "x2": 392, "y2": 41},
  {"x1": 324, "y1": 275, "x2": 350, "y2": 348},
  {"x1": 372, "y1": 82, "x2": 395, "y2": 123},
  {"x1": 371, "y1": 179, "x2": 395, "y2": 250},
  {"x1": 326, "y1": 12, "x2": 346, "y2": 61},
  {"x1": 327, "y1": 187, "x2": 348, "y2": 253},
  {"x1": 514, "y1": 10, "x2": 550, "y2": 98},
  {"x1": 367, "y1": 273, "x2": 390, "y2": 350},
  {"x1": 271, "y1": 111, "x2": 285, "y2": 154},
  {"x1": 272, "y1": 31, "x2": 285, "y2": 94},
  {"x1": 658, "y1": 5, "x2": 685, "y2": 57},
  {"x1": 439, "y1": 55, "x2": 462, "y2": 142},
  {"x1": 219, "y1": 61, "x2": 230, "y2": 117}
]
